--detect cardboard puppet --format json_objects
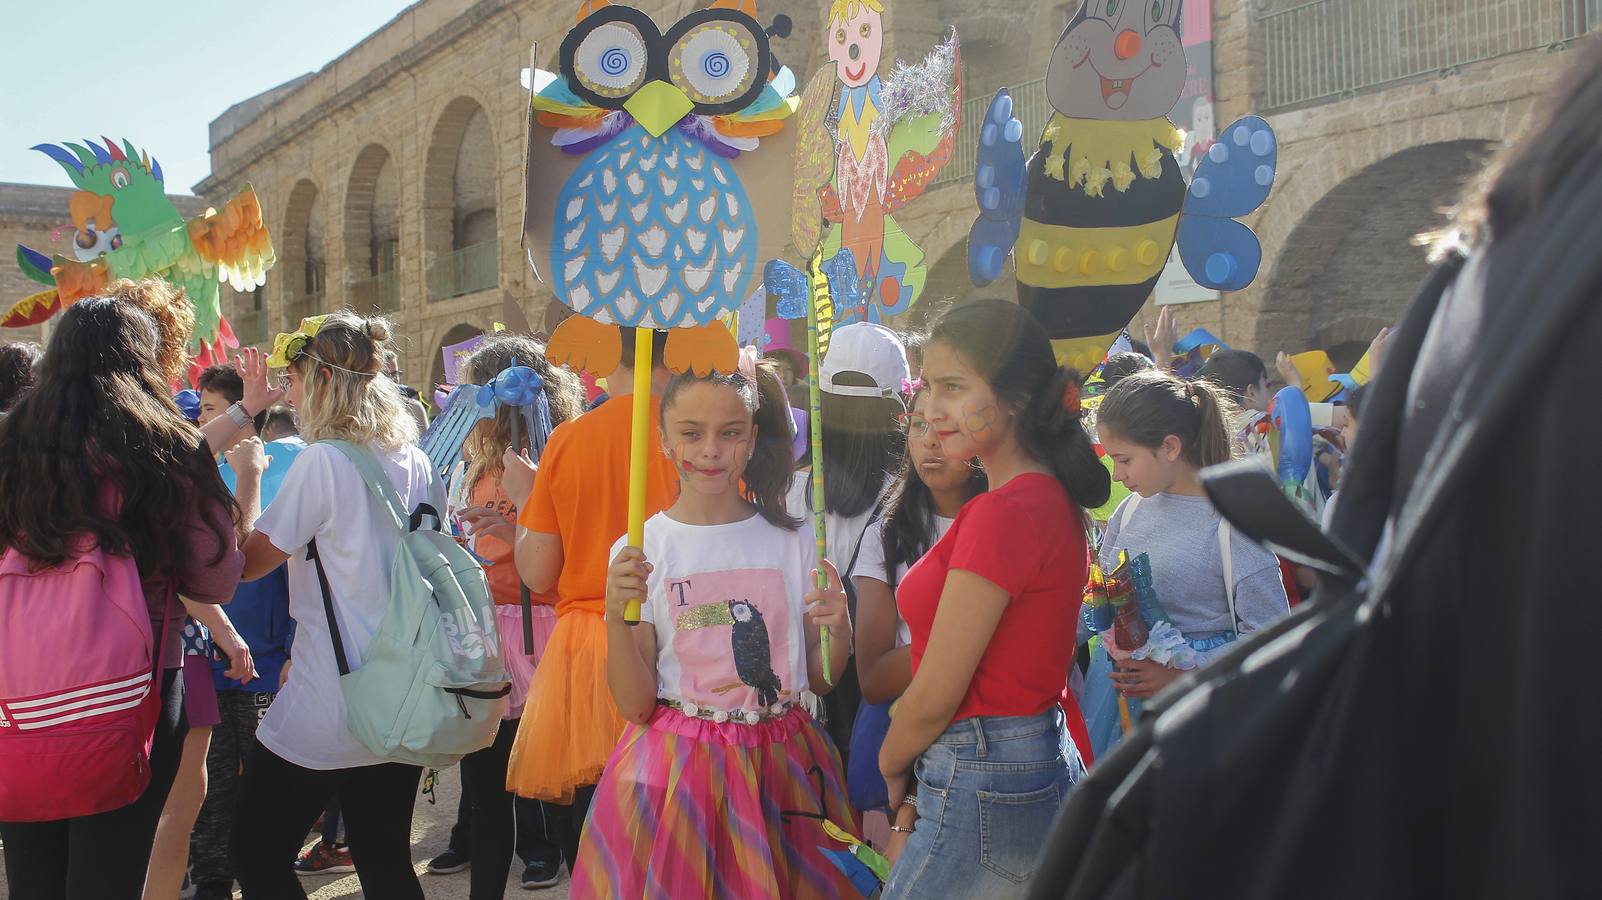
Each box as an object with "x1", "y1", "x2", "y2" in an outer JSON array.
[
  {"x1": 791, "y1": 0, "x2": 960, "y2": 324},
  {"x1": 968, "y1": 0, "x2": 1276, "y2": 373},
  {"x1": 524, "y1": 0, "x2": 800, "y2": 379},
  {"x1": 7, "y1": 139, "x2": 275, "y2": 381}
]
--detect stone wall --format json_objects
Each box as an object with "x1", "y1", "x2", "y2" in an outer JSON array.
[{"x1": 195, "y1": 0, "x2": 1591, "y2": 387}]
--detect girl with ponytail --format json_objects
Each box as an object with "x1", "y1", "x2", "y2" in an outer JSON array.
[
  {"x1": 878, "y1": 298, "x2": 1110, "y2": 897},
  {"x1": 1081, "y1": 369, "x2": 1289, "y2": 758},
  {"x1": 571, "y1": 356, "x2": 860, "y2": 897},
  {"x1": 228, "y1": 312, "x2": 445, "y2": 899}
]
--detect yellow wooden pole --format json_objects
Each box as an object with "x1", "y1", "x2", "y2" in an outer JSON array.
[{"x1": 623, "y1": 327, "x2": 653, "y2": 624}]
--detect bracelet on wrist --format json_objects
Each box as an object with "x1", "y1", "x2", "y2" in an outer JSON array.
[
  {"x1": 225, "y1": 402, "x2": 252, "y2": 429},
  {"x1": 889, "y1": 824, "x2": 914, "y2": 833}
]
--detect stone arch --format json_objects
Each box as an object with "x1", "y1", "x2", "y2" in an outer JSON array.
[
  {"x1": 429, "y1": 322, "x2": 485, "y2": 394},
  {"x1": 344, "y1": 141, "x2": 400, "y2": 277},
  {"x1": 279, "y1": 178, "x2": 327, "y2": 325},
  {"x1": 1254, "y1": 139, "x2": 1494, "y2": 355},
  {"x1": 424, "y1": 97, "x2": 500, "y2": 253}
]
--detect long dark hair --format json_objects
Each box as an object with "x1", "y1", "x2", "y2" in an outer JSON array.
[
  {"x1": 881, "y1": 387, "x2": 987, "y2": 586},
  {"x1": 0, "y1": 298, "x2": 238, "y2": 573},
  {"x1": 928, "y1": 299, "x2": 1111, "y2": 512},
  {"x1": 661, "y1": 359, "x2": 801, "y2": 529},
  {"x1": 0, "y1": 341, "x2": 43, "y2": 411},
  {"x1": 1097, "y1": 369, "x2": 1236, "y2": 469},
  {"x1": 808, "y1": 388, "x2": 906, "y2": 519},
  {"x1": 1444, "y1": 37, "x2": 1602, "y2": 251}
]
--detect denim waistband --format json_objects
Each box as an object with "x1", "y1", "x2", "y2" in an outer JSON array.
[{"x1": 930, "y1": 707, "x2": 1064, "y2": 749}]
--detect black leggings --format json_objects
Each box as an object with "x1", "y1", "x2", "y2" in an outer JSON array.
[
  {"x1": 0, "y1": 667, "x2": 188, "y2": 900},
  {"x1": 458, "y1": 721, "x2": 519, "y2": 900},
  {"x1": 544, "y1": 783, "x2": 597, "y2": 874},
  {"x1": 229, "y1": 742, "x2": 423, "y2": 900}
]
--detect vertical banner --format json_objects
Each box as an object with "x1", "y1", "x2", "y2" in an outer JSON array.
[{"x1": 1154, "y1": 0, "x2": 1219, "y2": 306}]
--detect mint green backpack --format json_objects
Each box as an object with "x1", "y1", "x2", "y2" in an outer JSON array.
[{"x1": 310, "y1": 440, "x2": 510, "y2": 768}]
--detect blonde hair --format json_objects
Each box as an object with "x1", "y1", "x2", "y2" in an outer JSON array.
[
  {"x1": 105, "y1": 278, "x2": 194, "y2": 387},
  {"x1": 828, "y1": 0, "x2": 883, "y2": 26},
  {"x1": 460, "y1": 334, "x2": 586, "y2": 492},
  {"x1": 290, "y1": 310, "x2": 418, "y2": 450}
]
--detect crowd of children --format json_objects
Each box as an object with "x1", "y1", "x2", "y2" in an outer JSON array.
[{"x1": 0, "y1": 276, "x2": 1369, "y2": 900}]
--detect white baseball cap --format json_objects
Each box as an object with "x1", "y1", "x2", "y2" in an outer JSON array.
[{"x1": 820, "y1": 323, "x2": 910, "y2": 400}]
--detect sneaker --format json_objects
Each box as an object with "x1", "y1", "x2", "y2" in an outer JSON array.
[
  {"x1": 520, "y1": 859, "x2": 560, "y2": 889},
  {"x1": 293, "y1": 839, "x2": 356, "y2": 876},
  {"x1": 426, "y1": 847, "x2": 471, "y2": 875}
]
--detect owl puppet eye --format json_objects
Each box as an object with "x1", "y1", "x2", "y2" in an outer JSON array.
[
  {"x1": 664, "y1": 10, "x2": 768, "y2": 114},
  {"x1": 561, "y1": 6, "x2": 661, "y2": 106}
]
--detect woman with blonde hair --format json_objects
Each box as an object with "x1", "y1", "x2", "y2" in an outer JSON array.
[{"x1": 227, "y1": 311, "x2": 439, "y2": 899}]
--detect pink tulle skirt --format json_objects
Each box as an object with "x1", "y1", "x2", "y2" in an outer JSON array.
[{"x1": 496, "y1": 604, "x2": 555, "y2": 720}]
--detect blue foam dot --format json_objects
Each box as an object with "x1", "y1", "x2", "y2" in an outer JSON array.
[
  {"x1": 1209, "y1": 143, "x2": 1229, "y2": 164},
  {"x1": 1233, "y1": 125, "x2": 1250, "y2": 146},
  {"x1": 1205, "y1": 252, "x2": 1236, "y2": 284},
  {"x1": 1254, "y1": 164, "x2": 1273, "y2": 186},
  {"x1": 977, "y1": 165, "x2": 994, "y2": 190},
  {"x1": 981, "y1": 187, "x2": 1001, "y2": 210},
  {"x1": 993, "y1": 94, "x2": 1014, "y2": 123},
  {"x1": 1190, "y1": 177, "x2": 1211, "y2": 198},
  {"x1": 977, "y1": 246, "x2": 1003, "y2": 280},
  {"x1": 982, "y1": 123, "x2": 997, "y2": 147},
  {"x1": 1004, "y1": 118, "x2": 1023, "y2": 143},
  {"x1": 1251, "y1": 129, "x2": 1275, "y2": 156}
]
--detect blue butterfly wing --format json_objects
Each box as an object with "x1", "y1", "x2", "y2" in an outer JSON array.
[
  {"x1": 1177, "y1": 216, "x2": 1262, "y2": 293},
  {"x1": 737, "y1": 287, "x2": 767, "y2": 346},
  {"x1": 967, "y1": 89, "x2": 1028, "y2": 287},
  {"x1": 765, "y1": 258, "x2": 809, "y2": 320},
  {"x1": 1177, "y1": 115, "x2": 1276, "y2": 291}
]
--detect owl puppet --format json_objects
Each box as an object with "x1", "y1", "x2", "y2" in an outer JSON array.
[{"x1": 525, "y1": 0, "x2": 799, "y2": 379}]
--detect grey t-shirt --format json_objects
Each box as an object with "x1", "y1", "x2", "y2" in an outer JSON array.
[{"x1": 1100, "y1": 492, "x2": 1289, "y2": 663}]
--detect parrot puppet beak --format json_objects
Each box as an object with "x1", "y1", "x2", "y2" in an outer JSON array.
[
  {"x1": 626, "y1": 81, "x2": 696, "y2": 138},
  {"x1": 69, "y1": 191, "x2": 116, "y2": 236}
]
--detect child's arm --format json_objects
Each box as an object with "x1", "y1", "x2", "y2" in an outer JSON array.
[
  {"x1": 182, "y1": 597, "x2": 256, "y2": 683},
  {"x1": 603, "y1": 547, "x2": 660, "y2": 724},
  {"x1": 805, "y1": 560, "x2": 852, "y2": 694},
  {"x1": 854, "y1": 574, "x2": 911, "y2": 703},
  {"x1": 879, "y1": 569, "x2": 1008, "y2": 807}
]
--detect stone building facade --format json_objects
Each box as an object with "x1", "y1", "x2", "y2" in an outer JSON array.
[{"x1": 167, "y1": 0, "x2": 1600, "y2": 387}]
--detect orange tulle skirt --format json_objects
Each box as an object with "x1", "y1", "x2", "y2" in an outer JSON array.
[{"x1": 506, "y1": 608, "x2": 627, "y2": 804}]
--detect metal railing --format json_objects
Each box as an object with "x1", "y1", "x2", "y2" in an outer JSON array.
[
  {"x1": 427, "y1": 239, "x2": 499, "y2": 301},
  {"x1": 937, "y1": 78, "x2": 1051, "y2": 186},
  {"x1": 1264, "y1": 0, "x2": 1599, "y2": 111},
  {"x1": 349, "y1": 270, "x2": 402, "y2": 314},
  {"x1": 282, "y1": 291, "x2": 325, "y2": 329},
  {"x1": 231, "y1": 307, "x2": 271, "y2": 346}
]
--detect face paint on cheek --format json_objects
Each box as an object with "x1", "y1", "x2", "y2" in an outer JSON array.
[
  {"x1": 961, "y1": 403, "x2": 1000, "y2": 441},
  {"x1": 729, "y1": 438, "x2": 751, "y2": 485}
]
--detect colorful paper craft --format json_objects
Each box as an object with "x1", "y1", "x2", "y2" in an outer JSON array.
[
  {"x1": 7, "y1": 138, "x2": 276, "y2": 384},
  {"x1": 523, "y1": 0, "x2": 801, "y2": 379},
  {"x1": 966, "y1": 1, "x2": 1276, "y2": 373},
  {"x1": 793, "y1": 3, "x2": 960, "y2": 324}
]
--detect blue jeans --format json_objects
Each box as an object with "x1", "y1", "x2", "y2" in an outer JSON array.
[{"x1": 883, "y1": 708, "x2": 1084, "y2": 899}]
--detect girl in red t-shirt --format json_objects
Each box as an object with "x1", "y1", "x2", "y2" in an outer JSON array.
[{"x1": 878, "y1": 299, "x2": 1111, "y2": 897}]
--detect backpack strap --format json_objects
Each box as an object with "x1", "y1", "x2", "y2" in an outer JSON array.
[
  {"x1": 1218, "y1": 518, "x2": 1239, "y2": 633},
  {"x1": 307, "y1": 537, "x2": 351, "y2": 677}
]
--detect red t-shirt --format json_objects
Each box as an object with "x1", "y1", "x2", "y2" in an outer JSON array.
[{"x1": 897, "y1": 472, "x2": 1090, "y2": 722}]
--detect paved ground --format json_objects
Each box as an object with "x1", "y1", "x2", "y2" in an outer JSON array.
[{"x1": 0, "y1": 766, "x2": 572, "y2": 900}]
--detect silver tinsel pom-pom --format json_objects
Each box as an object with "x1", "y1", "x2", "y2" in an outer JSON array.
[{"x1": 872, "y1": 29, "x2": 959, "y2": 138}]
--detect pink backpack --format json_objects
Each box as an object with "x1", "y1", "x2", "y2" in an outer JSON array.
[{"x1": 0, "y1": 540, "x2": 167, "y2": 821}]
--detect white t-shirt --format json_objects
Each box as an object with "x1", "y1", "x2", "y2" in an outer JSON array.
[
  {"x1": 785, "y1": 470, "x2": 880, "y2": 578},
  {"x1": 254, "y1": 441, "x2": 443, "y2": 770},
  {"x1": 614, "y1": 510, "x2": 816, "y2": 717},
  {"x1": 851, "y1": 514, "x2": 955, "y2": 647}
]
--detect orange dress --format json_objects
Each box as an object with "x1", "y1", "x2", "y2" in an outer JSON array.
[{"x1": 506, "y1": 395, "x2": 679, "y2": 803}]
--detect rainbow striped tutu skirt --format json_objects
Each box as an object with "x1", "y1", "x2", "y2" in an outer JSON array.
[{"x1": 571, "y1": 703, "x2": 861, "y2": 899}]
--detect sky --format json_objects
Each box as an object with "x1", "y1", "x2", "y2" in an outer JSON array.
[{"x1": 0, "y1": 0, "x2": 414, "y2": 195}]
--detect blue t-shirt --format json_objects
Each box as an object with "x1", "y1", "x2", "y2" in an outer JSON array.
[{"x1": 215, "y1": 437, "x2": 306, "y2": 692}]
